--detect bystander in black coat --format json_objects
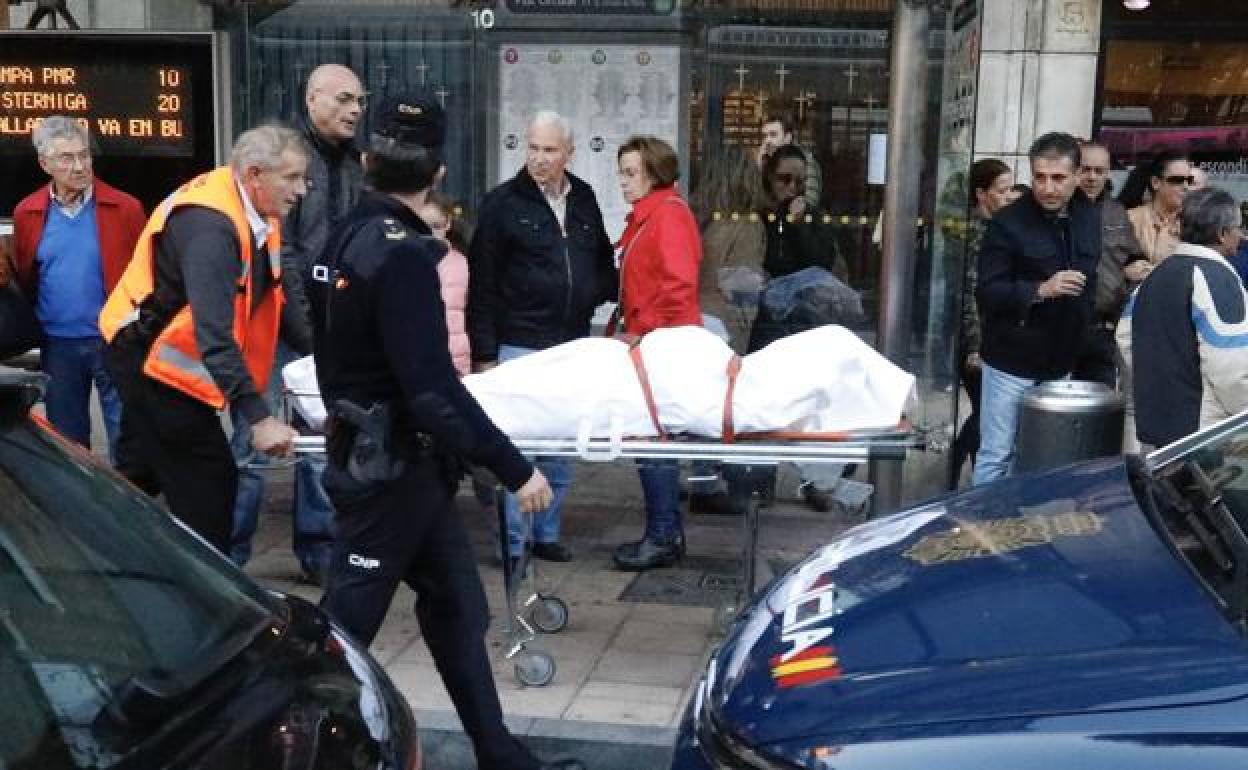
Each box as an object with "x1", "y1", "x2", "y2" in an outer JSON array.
[{"x1": 977, "y1": 190, "x2": 1102, "y2": 381}]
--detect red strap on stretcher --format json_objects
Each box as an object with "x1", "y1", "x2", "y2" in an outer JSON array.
[
  {"x1": 628, "y1": 341, "x2": 908, "y2": 443},
  {"x1": 628, "y1": 343, "x2": 667, "y2": 439},
  {"x1": 721, "y1": 355, "x2": 742, "y2": 443}
]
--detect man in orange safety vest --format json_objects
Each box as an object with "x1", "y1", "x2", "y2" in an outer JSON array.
[{"x1": 101, "y1": 124, "x2": 307, "y2": 552}]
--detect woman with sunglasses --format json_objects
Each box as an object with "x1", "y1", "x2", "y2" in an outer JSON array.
[{"x1": 1126, "y1": 150, "x2": 1193, "y2": 264}]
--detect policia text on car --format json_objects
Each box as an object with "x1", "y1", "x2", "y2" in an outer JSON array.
[{"x1": 307, "y1": 90, "x2": 581, "y2": 770}]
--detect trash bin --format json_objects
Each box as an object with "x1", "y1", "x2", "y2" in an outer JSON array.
[{"x1": 1015, "y1": 380, "x2": 1125, "y2": 474}]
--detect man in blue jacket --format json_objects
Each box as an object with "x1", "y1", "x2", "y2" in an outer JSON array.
[{"x1": 973, "y1": 132, "x2": 1102, "y2": 485}]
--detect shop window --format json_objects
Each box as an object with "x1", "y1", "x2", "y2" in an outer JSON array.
[{"x1": 1100, "y1": 40, "x2": 1248, "y2": 200}]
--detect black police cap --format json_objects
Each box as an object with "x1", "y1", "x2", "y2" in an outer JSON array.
[{"x1": 373, "y1": 90, "x2": 445, "y2": 149}]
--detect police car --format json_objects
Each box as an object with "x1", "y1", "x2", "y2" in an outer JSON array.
[
  {"x1": 0, "y1": 367, "x2": 421, "y2": 769},
  {"x1": 673, "y1": 410, "x2": 1248, "y2": 769}
]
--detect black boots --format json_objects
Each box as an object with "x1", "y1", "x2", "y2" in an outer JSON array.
[{"x1": 612, "y1": 532, "x2": 686, "y2": 570}]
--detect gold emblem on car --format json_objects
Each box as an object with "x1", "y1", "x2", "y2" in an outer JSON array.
[{"x1": 903, "y1": 512, "x2": 1105, "y2": 566}]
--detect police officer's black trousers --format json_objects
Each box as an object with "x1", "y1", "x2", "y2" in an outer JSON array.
[
  {"x1": 322, "y1": 456, "x2": 540, "y2": 770},
  {"x1": 106, "y1": 338, "x2": 236, "y2": 553}
]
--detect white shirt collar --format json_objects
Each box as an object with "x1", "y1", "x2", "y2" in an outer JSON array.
[
  {"x1": 541, "y1": 174, "x2": 570, "y2": 202},
  {"x1": 235, "y1": 179, "x2": 270, "y2": 250}
]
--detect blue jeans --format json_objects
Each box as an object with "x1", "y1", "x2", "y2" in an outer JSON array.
[
  {"x1": 499, "y1": 344, "x2": 574, "y2": 557},
  {"x1": 228, "y1": 345, "x2": 335, "y2": 576},
  {"x1": 972, "y1": 363, "x2": 1039, "y2": 486},
  {"x1": 41, "y1": 335, "x2": 122, "y2": 463},
  {"x1": 638, "y1": 458, "x2": 682, "y2": 539}
]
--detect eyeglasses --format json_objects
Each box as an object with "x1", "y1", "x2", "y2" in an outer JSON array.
[
  {"x1": 332, "y1": 91, "x2": 368, "y2": 108},
  {"x1": 47, "y1": 151, "x2": 92, "y2": 168},
  {"x1": 1163, "y1": 174, "x2": 1196, "y2": 186},
  {"x1": 774, "y1": 172, "x2": 801, "y2": 184}
]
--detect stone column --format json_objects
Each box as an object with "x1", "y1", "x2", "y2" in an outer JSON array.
[{"x1": 974, "y1": 0, "x2": 1103, "y2": 182}]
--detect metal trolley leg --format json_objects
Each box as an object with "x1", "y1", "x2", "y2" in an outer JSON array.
[{"x1": 495, "y1": 486, "x2": 567, "y2": 687}]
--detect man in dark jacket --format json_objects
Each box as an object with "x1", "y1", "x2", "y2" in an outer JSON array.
[
  {"x1": 973, "y1": 132, "x2": 1102, "y2": 485},
  {"x1": 468, "y1": 110, "x2": 616, "y2": 564},
  {"x1": 1072, "y1": 140, "x2": 1149, "y2": 386},
  {"x1": 230, "y1": 63, "x2": 367, "y2": 584}
]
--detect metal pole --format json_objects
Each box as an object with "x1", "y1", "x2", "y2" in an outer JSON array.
[{"x1": 870, "y1": 0, "x2": 931, "y2": 516}]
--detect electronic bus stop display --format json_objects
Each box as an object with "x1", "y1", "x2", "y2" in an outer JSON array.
[{"x1": 0, "y1": 33, "x2": 218, "y2": 216}]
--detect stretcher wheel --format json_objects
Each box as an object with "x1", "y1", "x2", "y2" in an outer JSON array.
[
  {"x1": 514, "y1": 650, "x2": 556, "y2": 687},
  {"x1": 531, "y1": 596, "x2": 569, "y2": 634}
]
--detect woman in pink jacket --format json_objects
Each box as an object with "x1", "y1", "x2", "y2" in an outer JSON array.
[
  {"x1": 611, "y1": 135, "x2": 703, "y2": 571},
  {"x1": 419, "y1": 193, "x2": 472, "y2": 377}
]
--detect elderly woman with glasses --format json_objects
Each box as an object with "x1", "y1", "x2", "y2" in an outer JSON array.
[
  {"x1": 1125, "y1": 150, "x2": 1194, "y2": 264},
  {"x1": 610, "y1": 135, "x2": 703, "y2": 571}
]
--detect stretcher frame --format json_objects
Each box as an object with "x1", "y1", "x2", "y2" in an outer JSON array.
[{"x1": 291, "y1": 427, "x2": 920, "y2": 687}]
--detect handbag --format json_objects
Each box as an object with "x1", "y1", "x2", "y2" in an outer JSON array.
[{"x1": 0, "y1": 280, "x2": 42, "y2": 361}]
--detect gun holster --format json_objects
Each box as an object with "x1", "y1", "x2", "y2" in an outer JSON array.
[{"x1": 326, "y1": 399, "x2": 407, "y2": 484}]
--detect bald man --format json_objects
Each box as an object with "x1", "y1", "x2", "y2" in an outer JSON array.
[{"x1": 229, "y1": 63, "x2": 367, "y2": 584}]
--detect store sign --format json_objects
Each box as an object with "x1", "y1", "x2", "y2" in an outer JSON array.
[
  {"x1": 1045, "y1": 0, "x2": 1100, "y2": 53},
  {"x1": 505, "y1": 0, "x2": 674, "y2": 15},
  {"x1": 0, "y1": 38, "x2": 202, "y2": 158},
  {"x1": 0, "y1": 32, "x2": 217, "y2": 216}
]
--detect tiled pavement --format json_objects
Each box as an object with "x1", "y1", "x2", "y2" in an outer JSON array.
[{"x1": 245, "y1": 461, "x2": 862, "y2": 742}]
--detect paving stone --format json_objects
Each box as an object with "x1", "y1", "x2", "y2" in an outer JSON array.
[
  {"x1": 563, "y1": 694, "x2": 677, "y2": 727},
  {"x1": 611, "y1": 620, "x2": 713, "y2": 656},
  {"x1": 391, "y1": 638, "x2": 436, "y2": 665},
  {"x1": 371, "y1": 617, "x2": 424, "y2": 665},
  {"x1": 558, "y1": 599, "x2": 630, "y2": 634},
  {"x1": 496, "y1": 680, "x2": 580, "y2": 719},
  {"x1": 628, "y1": 604, "x2": 716, "y2": 628},
  {"x1": 589, "y1": 650, "x2": 702, "y2": 688},
  {"x1": 385, "y1": 663, "x2": 452, "y2": 710},
  {"x1": 577, "y1": 681, "x2": 685, "y2": 707}
]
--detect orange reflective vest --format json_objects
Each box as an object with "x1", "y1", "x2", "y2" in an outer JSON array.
[{"x1": 99, "y1": 166, "x2": 283, "y2": 410}]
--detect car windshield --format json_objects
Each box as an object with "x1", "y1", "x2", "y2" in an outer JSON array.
[
  {"x1": 1142, "y1": 410, "x2": 1248, "y2": 629},
  {"x1": 0, "y1": 419, "x2": 282, "y2": 767}
]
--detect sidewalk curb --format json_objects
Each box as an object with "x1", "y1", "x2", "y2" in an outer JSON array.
[{"x1": 415, "y1": 708, "x2": 678, "y2": 769}]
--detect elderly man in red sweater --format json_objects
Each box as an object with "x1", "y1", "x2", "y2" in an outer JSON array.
[{"x1": 12, "y1": 115, "x2": 145, "y2": 462}]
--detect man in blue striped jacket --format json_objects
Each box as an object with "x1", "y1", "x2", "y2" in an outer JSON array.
[{"x1": 1117, "y1": 187, "x2": 1247, "y2": 449}]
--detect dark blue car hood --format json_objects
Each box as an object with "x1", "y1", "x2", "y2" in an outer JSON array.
[{"x1": 710, "y1": 459, "x2": 1248, "y2": 747}]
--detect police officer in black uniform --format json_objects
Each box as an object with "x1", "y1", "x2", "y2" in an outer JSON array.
[{"x1": 309, "y1": 92, "x2": 583, "y2": 770}]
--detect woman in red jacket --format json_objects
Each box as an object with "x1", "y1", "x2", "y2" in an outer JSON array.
[{"x1": 611, "y1": 135, "x2": 703, "y2": 571}]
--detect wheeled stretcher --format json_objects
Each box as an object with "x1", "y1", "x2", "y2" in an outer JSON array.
[
  {"x1": 291, "y1": 427, "x2": 922, "y2": 687},
  {"x1": 283, "y1": 324, "x2": 921, "y2": 685}
]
